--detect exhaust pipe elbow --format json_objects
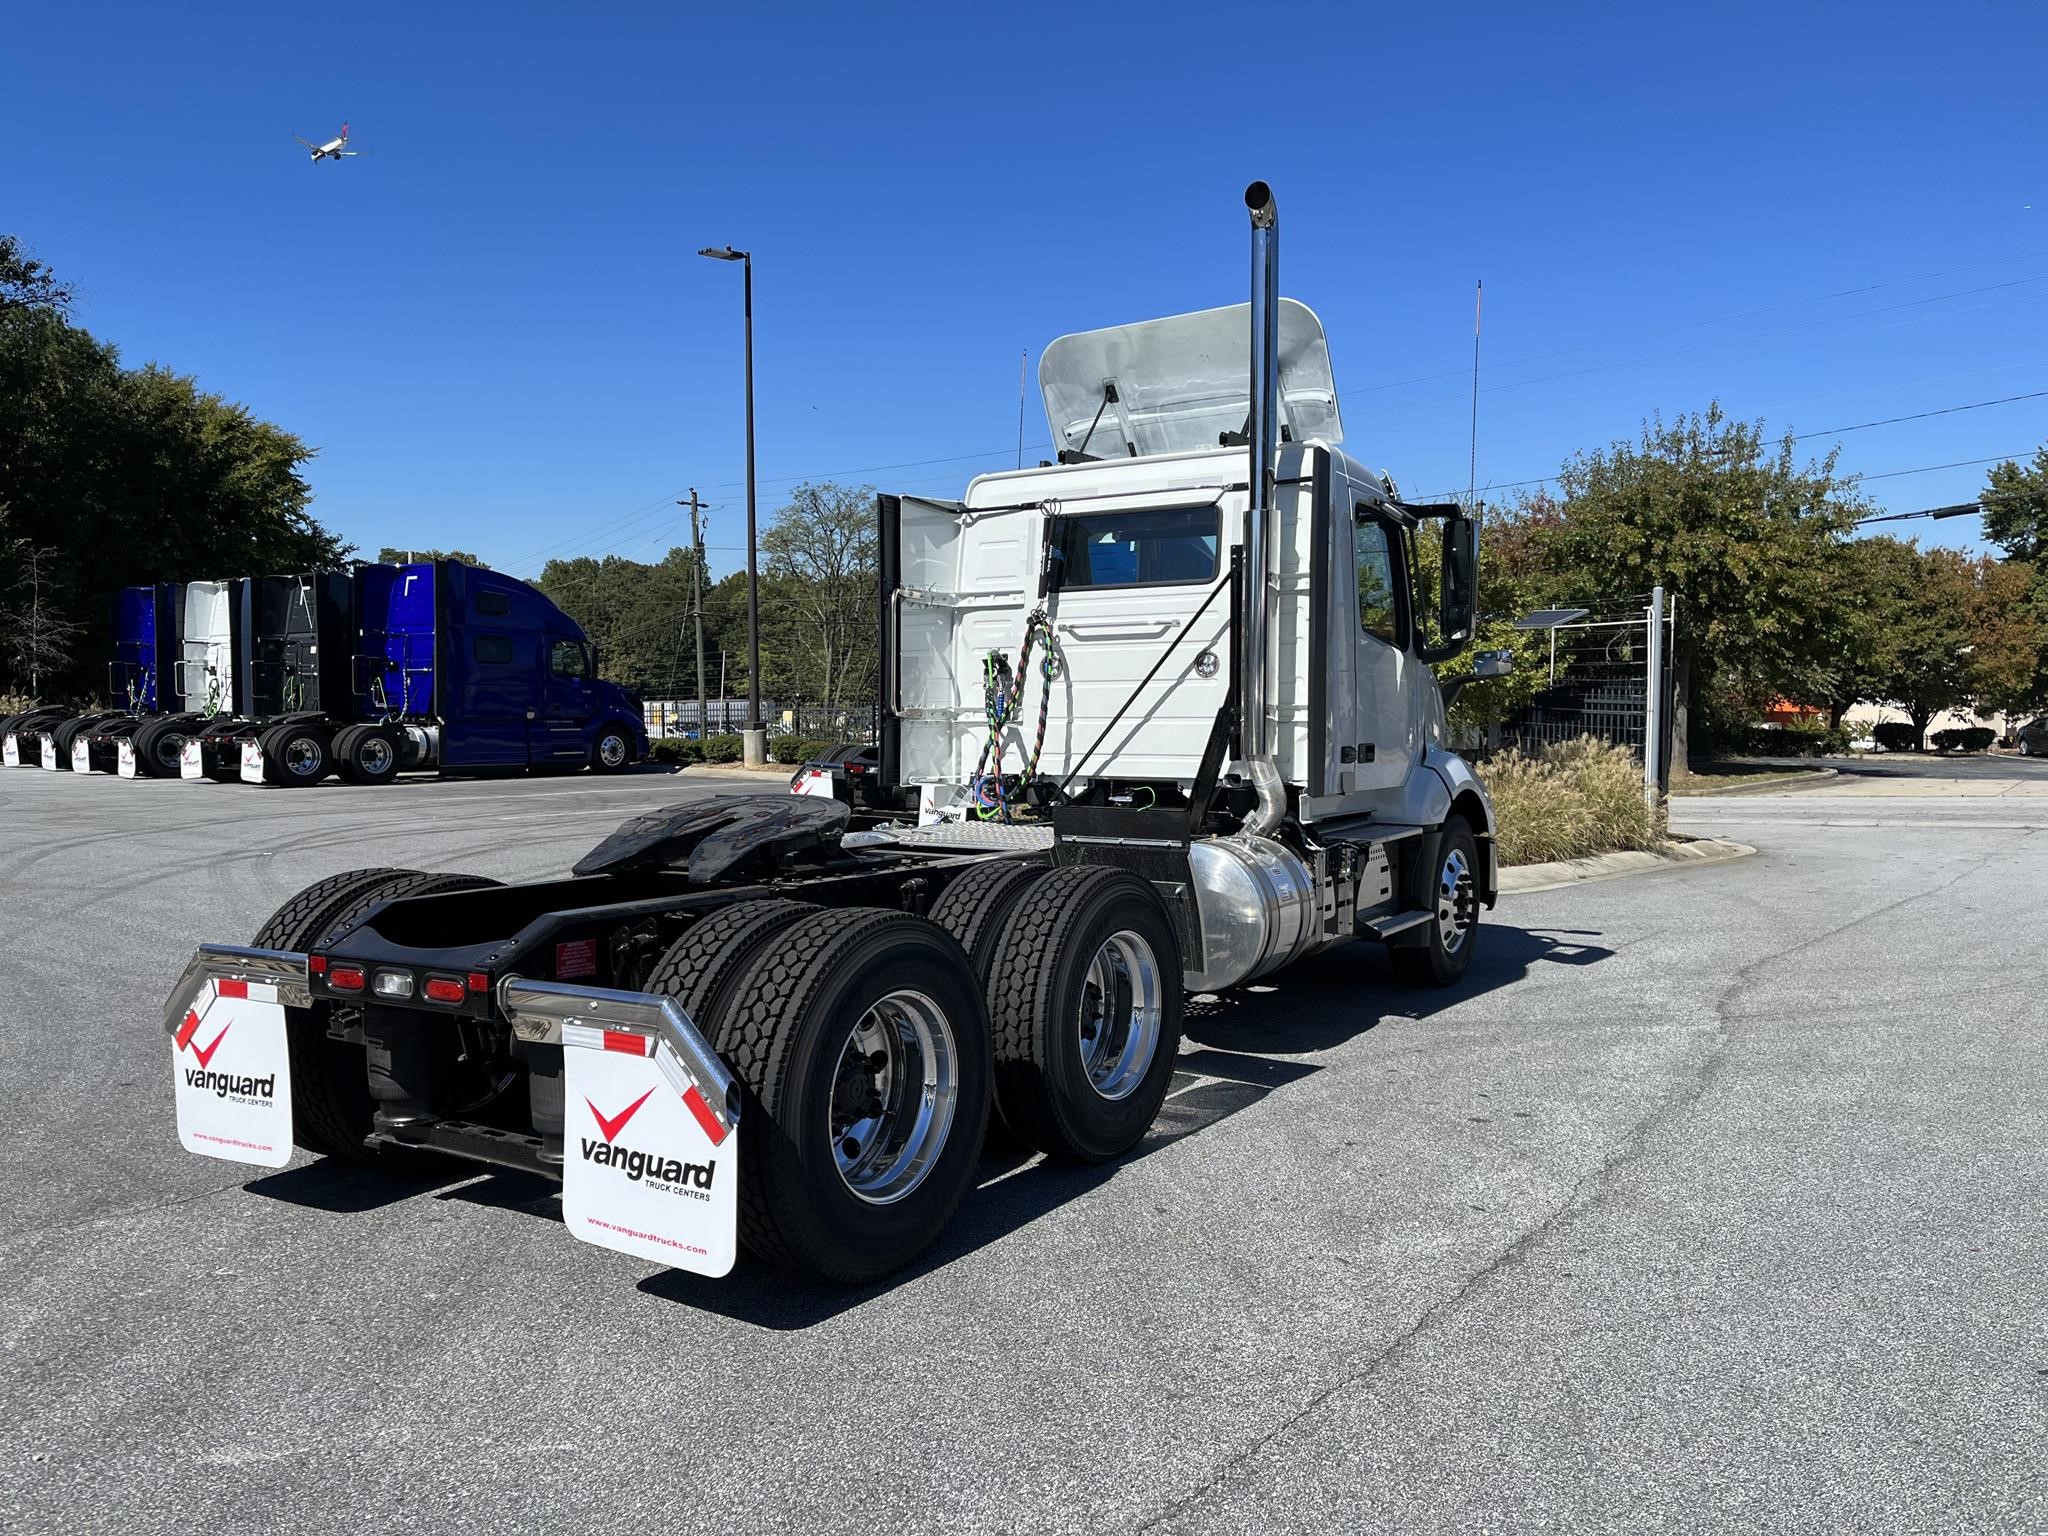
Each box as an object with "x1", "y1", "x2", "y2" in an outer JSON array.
[{"x1": 1245, "y1": 180, "x2": 1276, "y2": 228}]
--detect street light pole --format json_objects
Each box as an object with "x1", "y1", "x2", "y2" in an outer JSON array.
[
  {"x1": 699, "y1": 243, "x2": 767, "y2": 767},
  {"x1": 680, "y1": 490, "x2": 709, "y2": 742}
]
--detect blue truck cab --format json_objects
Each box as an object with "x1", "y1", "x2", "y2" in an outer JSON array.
[{"x1": 259, "y1": 559, "x2": 647, "y2": 787}]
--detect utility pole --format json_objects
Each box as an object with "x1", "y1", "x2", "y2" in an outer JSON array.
[{"x1": 680, "y1": 490, "x2": 710, "y2": 737}]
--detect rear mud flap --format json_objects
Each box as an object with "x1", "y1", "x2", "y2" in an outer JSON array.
[
  {"x1": 72, "y1": 736, "x2": 100, "y2": 774},
  {"x1": 171, "y1": 979, "x2": 295, "y2": 1167},
  {"x1": 180, "y1": 739, "x2": 204, "y2": 778},
  {"x1": 39, "y1": 734, "x2": 58, "y2": 770},
  {"x1": 240, "y1": 740, "x2": 266, "y2": 784},
  {"x1": 560, "y1": 1023, "x2": 738, "y2": 1277},
  {"x1": 118, "y1": 739, "x2": 138, "y2": 777},
  {"x1": 3, "y1": 733, "x2": 17, "y2": 767}
]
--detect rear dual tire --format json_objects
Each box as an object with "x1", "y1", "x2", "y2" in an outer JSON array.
[
  {"x1": 985, "y1": 867, "x2": 1184, "y2": 1164},
  {"x1": 663, "y1": 902, "x2": 990, "y2": 1283},
  {"x1": 251, "y1": 866, "x2": 502, "y2": 1160}
]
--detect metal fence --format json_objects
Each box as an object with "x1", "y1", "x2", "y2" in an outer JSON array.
[
  {"x1": 1499, "y1": 597, "x2": 1676, "y2": 784},
  {"x1": 640, "y1": 698, "x2": 878, "y2": 742}
]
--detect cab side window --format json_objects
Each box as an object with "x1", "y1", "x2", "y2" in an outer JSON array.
[
  {"x1": 473, "y1": 634, "x2": 514, "y2": 665},
  {"x1": 1354, "y1": 515, "x2": 1405, "y2": 647},
  {"x1": 550, "y1": 640, "x2": 587, "y2": 679}
]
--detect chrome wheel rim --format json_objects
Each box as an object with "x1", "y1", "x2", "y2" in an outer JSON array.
[
  {"x1": 155, "y1": 733, "x2": 187, "y2": 771},
  {"x1": 283, "y1": 737, "x2": 323, "y2": 777},
  {"x1": 359, "y1": 736, "x2": 394, "y2": 776},
  {"x1": 1078, "y1": 930, "x2": 1162, "y2": 1101},
  {"x1": 1437, "y1": 847, "x2": 1477, "y2": 956},
  {"x1": 598, "y1": 733, "x2": 627, "y2": 768},
  {"x1": 828, "y1": 989, "x2": 957, "y2": 1205}
]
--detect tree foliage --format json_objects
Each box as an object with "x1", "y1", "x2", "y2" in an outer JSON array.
[
  {"x1": 1861, "y1": 543, "x2": 2040, "y2": 742},
  {"x1": 1535, "y1": 405, "x2": 1868, "y2": 759},
  {"x1": 376, "y1": 546, "x2": 481, "y2": 566},
  {"x1": 0, "y1": 238, "x2": 346, "y2": 701}
]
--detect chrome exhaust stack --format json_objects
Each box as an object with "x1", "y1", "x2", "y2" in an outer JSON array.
[{"x1": 1240, "y1": 179, "x2": 1287, "y2": 839}]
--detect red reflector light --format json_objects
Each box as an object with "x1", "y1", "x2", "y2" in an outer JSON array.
[
  {"x1": 422, "y1": 977, "x2": 465, "y2": 1005},
  {"x1": 308, "y1": 955, "x2": 328, "y2": 975},
  {"x1": 466, "y1": 972, "x2": 490, "y2": 994},
  {"x1": 328, "y1": 966, "x2": 365, "y2": 993}
]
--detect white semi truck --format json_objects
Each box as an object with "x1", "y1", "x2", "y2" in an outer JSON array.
[{"x1": 160, "y1": 183, "x2": 1501, "y2": 1284}]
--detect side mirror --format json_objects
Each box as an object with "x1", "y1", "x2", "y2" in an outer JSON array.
[{"x1": 1439, "y1": 513, "x2": 1477, "y2": 648}]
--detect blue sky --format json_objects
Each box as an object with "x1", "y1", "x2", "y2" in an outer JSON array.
[{"x1": 4, "y1": 3, "x2": 2043, "y2": 579}]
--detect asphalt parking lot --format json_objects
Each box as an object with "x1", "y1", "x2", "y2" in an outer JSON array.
[{"x1": 4, "y1": 758, "x2": 2044, "y2": 1534}]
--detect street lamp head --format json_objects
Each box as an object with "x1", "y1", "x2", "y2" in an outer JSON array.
[{"x1": 698, "y1": 246, "x2": 747, "y2": 262}]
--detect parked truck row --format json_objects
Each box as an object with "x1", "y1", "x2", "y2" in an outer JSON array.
[
  {"x1": 1, "y1": 559, "x2": 648, "y2": 785},
  {"x1": 162, "y1": 183, "x2": 1507, "y2": 1287}
]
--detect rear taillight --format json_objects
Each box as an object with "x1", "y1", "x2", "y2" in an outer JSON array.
[
  {"x1": 308, "y1": 955, "x2": 328, "y2": 975},
  {"x1": 328, "y1": 965, "x2": 365, "y2": 993},
  {"x1": 422, "y1": 976, "x2": 465, "y2": 1005},
  {"x1": 466, "y1": 972, "x2": 490, "y2": 994}
]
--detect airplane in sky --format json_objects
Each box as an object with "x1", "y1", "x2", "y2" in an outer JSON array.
[{"x1": 292, "y1": 123, "x2": 366, "y2": 162}]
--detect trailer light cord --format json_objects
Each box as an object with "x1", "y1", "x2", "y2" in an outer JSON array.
[{"x1": 968, "y1": 608, "x2": 1062, "y2": 822}]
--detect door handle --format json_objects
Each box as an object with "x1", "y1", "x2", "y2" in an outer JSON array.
[
  {"x1": 1057, "y1": 619, "x2": 1176, "y2": 639},
  {"x1": 525, "y1": 710, "x2": 536, "y2": 720}
]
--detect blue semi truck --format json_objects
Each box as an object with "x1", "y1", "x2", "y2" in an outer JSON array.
[
  {"x1": 3, "y1": 560, "x2": 646, "y2": 785},
  {"x1": 184, "y1": 559, "x2": 647, "y2": 786},
  {"x1": 1, "y1": 582, "x2": 191, "y2": 772}
]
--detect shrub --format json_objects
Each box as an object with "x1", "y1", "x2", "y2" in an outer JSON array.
[
  {"x1": 1718, "y1": 720, "x2": 1849, "y2": 758},
  {"x1": 1477, "y1": 736, "x2": 1664, "y2": 867},
  {"x1": 1872, "y1": 721, "x2": 1920, "y2": 751},
  {"x1": 1930, "y1": 726, "x2": 1994, "y2": 753},
  {"x1": 700, "y1": 734, "x2": 744, "y2": 764},
  {"x1": 649, "y1": 737, "x2": 703, "y2": 765}
]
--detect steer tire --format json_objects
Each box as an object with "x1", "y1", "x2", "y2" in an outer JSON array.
[
  {"x1": 984, "y1": 866, "x2": 1184, "y2": 1164},
  {"x1": 1389, "y1": 816, "x2": 1480, "y2": 988},
  {"x1": 715, "y1": 908, "x2": 989, "y2": 1282},
  {"x1": 927, "y1": 860, "x2": 1047, "y2": 986},
  {"x1": 644, "y1": 899, "x2": 821, "y2": 1034}
]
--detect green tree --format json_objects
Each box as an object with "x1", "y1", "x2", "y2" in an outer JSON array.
[
  {"x1": 376, "y1": 546, "x2": 481, "y2": 566},
  {"x1": 760, "y1": 482, "x2": 878, "y2": 715},
  {"x1": 1981, "y1": 446, "x2": 2048, "y2": 565},
  {"x1": 1869, "y1": 545, "x2": 2040, "y2": 744},
  {"x1": 0, "y1": 238, "x2": 346, "y2": 699},
  {"x1": 1543, "y1": 405, "x2": 1867, "y2": 767},
  {"x1": 1978, "y1": 447, "x2": 2048, "y2": 713}
]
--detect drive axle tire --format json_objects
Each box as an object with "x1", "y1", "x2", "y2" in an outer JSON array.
[
  {"x1": 985, "y1": 867, "x2": 1183, "y2": 1163},
  {"x1": 716, "y1": 908, "x2": 990, "y2": 1283},
  {"x1": 252, "y1": 867, "x2": 502, "y2": 1159},
  {"x1": 644, "y1": 899, "x2": 821, "y2": 1033},
  {"x1": 1390, "y1": 816, "x2": 1480, "y2": 988},
  {"x1": 928, "y1": 860, "x2": 1046, "y2": 985},
  {"x1": 131, "y1": 716, "x2": 191, "y2": 778},
  {"x1": 262, "y1": 722, "x2": 332, "y2": 787},
  {"x1": 335, "y1": 725, "x2": 401, "y2": 786}
]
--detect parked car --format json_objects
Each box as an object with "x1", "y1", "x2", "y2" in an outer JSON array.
[{"x1": 2016, "y1": 718, "x2": 2047, "y2": 757}]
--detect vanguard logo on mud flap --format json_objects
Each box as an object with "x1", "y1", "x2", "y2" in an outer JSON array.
[
  {"x1": 174, "y1": 1015, "x2": 277, "y2": 1102},
  {"x1": 581, "y1": 1089, "x2": 717, "y2": 1196}
]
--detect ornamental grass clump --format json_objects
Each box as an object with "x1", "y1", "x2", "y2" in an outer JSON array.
[{"x1": 1480, "y1": 735, "x2": 1665, "y2": 867}]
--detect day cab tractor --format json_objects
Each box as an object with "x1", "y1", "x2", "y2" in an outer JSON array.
[{"x1": 162, "y1": 183, "x2": 1501, "y2": 1285}]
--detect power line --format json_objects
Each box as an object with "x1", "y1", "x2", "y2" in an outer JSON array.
[
  {"x1": 1335, "y1": 252, "x2": 2048, "y2": 399},
  {"x1": 1787, "y1": 391, "x2": 2048, "y2": 443}
]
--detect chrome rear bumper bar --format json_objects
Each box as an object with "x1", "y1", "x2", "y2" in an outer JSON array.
[{"x1": 162, "y1": 944, "x2": 312, "y2": 1034}]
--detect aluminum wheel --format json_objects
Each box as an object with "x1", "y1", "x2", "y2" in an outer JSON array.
[
  {"x1": 282, "y1": 735, "x2": 324, "y2": 778},
  {"x1": 153, "y1": 732, "x2": 187, "y2": 772},
  {"x1": 358, "y1": 735, "x2": 395, "y2": 776},
  {"x1": 1077, "y1": 930, "x2": 1162, "y2": 1102},
  {"x1": 828, "y1": 989, "x2": 958, "y2": 1206},
  {"x1": 597, "y1": 732, "x2": 628, "y2": 768},
  {"x1": 1436, "y1": 846, "x2": 1477, "y2": 956}
]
